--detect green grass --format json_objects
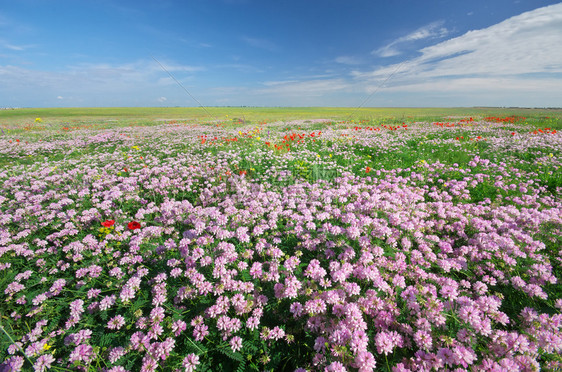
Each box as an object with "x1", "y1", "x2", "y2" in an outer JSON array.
[{"x1": 2, "y1": 106, "x2": 561, "y2": 128}]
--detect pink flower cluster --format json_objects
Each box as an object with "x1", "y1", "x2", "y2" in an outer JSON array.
[{"x1": 0, "y1": 119, "x2": 560, "y2": 371}]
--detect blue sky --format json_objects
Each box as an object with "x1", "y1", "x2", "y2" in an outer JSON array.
[{"x1": 1, "y1": 0, "x2": 561, "y2": 107}]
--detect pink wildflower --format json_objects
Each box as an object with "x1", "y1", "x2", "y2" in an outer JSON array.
[{"x1": 182, "y1": 353, "x2": 200, "y2": 372}]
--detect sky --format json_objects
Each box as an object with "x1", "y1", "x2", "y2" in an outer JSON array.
[{"x1": 1, "y1": 0, "x2": 561, "y2": 108}]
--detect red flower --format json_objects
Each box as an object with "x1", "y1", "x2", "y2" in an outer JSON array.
[
  {"x1": 366, "y1": 166, "x2": 371, "y2": 173},
  {"x1": 101, "y1": 220, "x2": 115, "y2": 227},
  {"x1": 128, "y1": 221, "x2": 141, "y2": 230}
]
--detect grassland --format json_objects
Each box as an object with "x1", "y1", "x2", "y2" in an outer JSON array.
[
  {"x1": 0, "y1": 108, "x2": 561, "y2": 371},
  {"x1": 1, "y1": 106, "x2": 561, "y2": 132}
]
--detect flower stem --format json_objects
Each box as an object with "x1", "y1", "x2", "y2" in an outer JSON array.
[{"x1": 0, "y1": 318, "x2": 34, "y2": 367}]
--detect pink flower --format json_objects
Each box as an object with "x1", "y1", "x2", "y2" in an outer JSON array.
[
  {"x1": 246, "y1": 316, "x2": 260, "y2": 330},
  {"x1": 230, "y1": 336, "x2": 243, "y2": 352},
  {"x1": 69, "y1": 299, "x2": 84, "y2": 318},
  {"x1": 355, "y1": 351, "x2": 376, "y2": 372},
  {"x1": 290, "y1": 302, "x2": 304, "y2": 318},
  {"x1": 109, "y1": 346, "x2": 127, "y2": 363},
  {"x1": 270, "y1": 326, "x2": 285, "y2": 340},
  {"x1": 33, "y1": 354, "x2": 55, "y2": 372},
  {"x1": 107, "y1": 314, "x2": 126, "y2": 330},
  {"x1": 413, "y1": 330, "x2": 433, "y2": 351},
  {"x1": 304, "y1": 298, "x2": 327, "y2": 315},
  {"x1": 375, "y1": 331, "x2": 403, "y2": 355},
  {"x1": 325, "y1": 361, "x2": 346, "y2": 371},
  {"x1": 171, "y1": 320, "x2": 187, "y2": 336},
  {"x1": 193, "y1": 323, "x2": 209, "y2": 342},
  {"x1": 182, "y1": 353, "x2": 200, "y2": 372},
  {"x1": 68, "y1": 344, "x2": 94, "y2": 364}
]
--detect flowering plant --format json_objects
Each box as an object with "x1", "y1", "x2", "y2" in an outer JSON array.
[
  {"x1": 0, "y1": 115, "x2": 561, "y2": 371},
  {"x1": 102, "y1": 219, "x2": 115, "y2": 227},
  {"x1": 127, "y1": 221, "x2": 141, "y2": 230}
]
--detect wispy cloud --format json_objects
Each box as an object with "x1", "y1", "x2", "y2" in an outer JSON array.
[
  {"x1": 241, "y1": 36, "x2": 280, "y2": 52},
  {"x1": 351, "y1": 3, "x2": 562, "y2": 106},
  {"x1": 0, "y1": 59, "x2": 205, "y2": 106},
  {"x1": 334, "y1": 56, "x2": 363, "y2": 65},
  {"x1": 0, "y1": 38, "x2": 36, "y2": 52},
  {"x1": 3, "y1": 43, "x2": 31, "y2": 51},
  {"x1": 258, "y1": 78, "x2": 351, "y2": 96},
  {"x1": 244, "y1": 4, "x2": 562, "y2": 106},
  {"x1": 373, "y1": 21, "x2": 449, "y2": 57}
]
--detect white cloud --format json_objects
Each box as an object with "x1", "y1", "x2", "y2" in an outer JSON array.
[
  {"x1": 353, "y1": 3, "x2": 562, "y2": 106},
  {"x1": 373, "y1": 21, "x2": 449, "y2": 57},
  {"x1": 2, "y1": 4, "x2": 561, "y2": 108},
  {"x1": 0, "y1": 59, "x2": 205, "y2": 107},
  {"x1": 0, "y1": 38, "x2": 35, "y2": 52},
  {"x1": 374, "y1": 45, "x2": 401, "y2": 58},
  {"x1": 3, "y1": 43, "x2": 25, "y2": 51},
  {"x1": 335, "y1": 56, "x2": 363, "y2": 65}
]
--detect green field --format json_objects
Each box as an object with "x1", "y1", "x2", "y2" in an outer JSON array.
[
  {"x1": 2, "y1": 106, "x2": 561, "y2": 133},
  {"x1": 1, "y1": 107, "x2": 561, "y2": 371}
]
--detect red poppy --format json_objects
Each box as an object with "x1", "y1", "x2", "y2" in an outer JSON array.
[
  {"x1": 128, "y1": 221, "x2": 141, "y2": 230},
  {"x1": 366, "y1": 166, "x2": 371, "y2": 173},
  {"x1": 101, "y1": 220, "x2": 115, "y2": 227}
]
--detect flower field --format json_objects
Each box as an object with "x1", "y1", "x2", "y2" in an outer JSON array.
[{"x1": 0, "y1": 114, "x2": 561, "y2": 371}]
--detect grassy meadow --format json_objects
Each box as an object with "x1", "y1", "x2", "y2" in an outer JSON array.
[{"x1": 0, "y1": 107, "x2": 561, "y2": 371}]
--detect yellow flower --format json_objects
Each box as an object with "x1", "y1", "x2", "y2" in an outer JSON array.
[
  {"x1": 131, "y1": 146, "x2": 139, "y2": 150},
  {"x1": 35, "y1": 117, "x2": 42, "y2": 123},
  {"x1": 43, "y1": 344, "x2": 51, "y2": 351},
  {"x1": 549, "y1": 153, "x2": 553, "y2": 157}
]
